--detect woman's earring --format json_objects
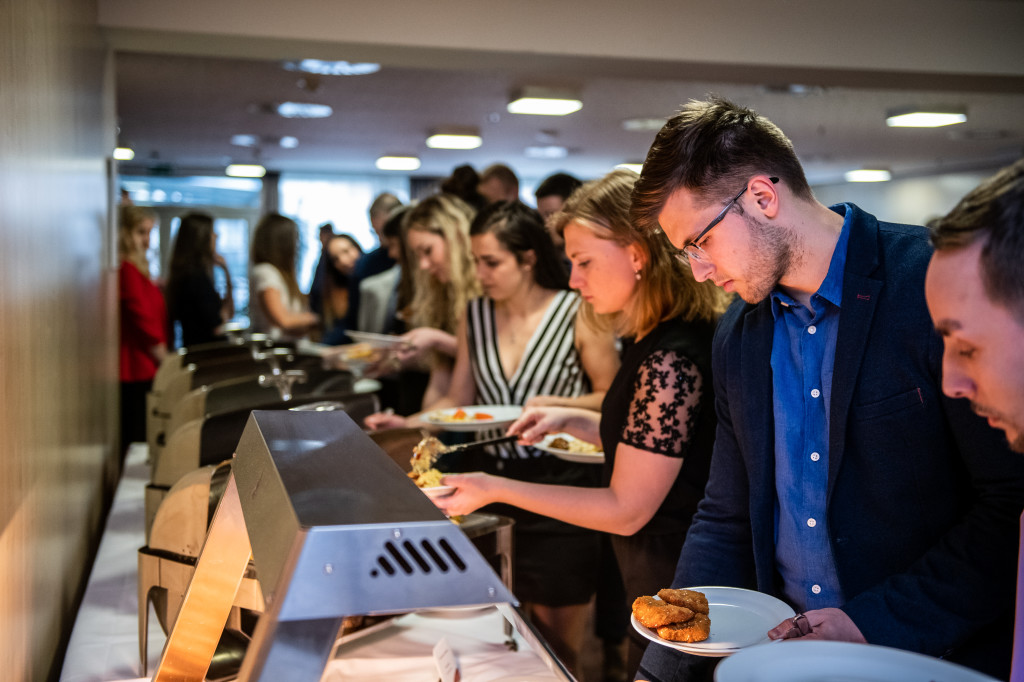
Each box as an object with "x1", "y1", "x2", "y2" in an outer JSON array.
[{"x1": 634, "y1": 269, "x2": 642, "y2": 281}]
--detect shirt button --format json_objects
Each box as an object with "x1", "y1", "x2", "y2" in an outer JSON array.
[
  {"x1": 808, "y1": 325, "x2": 817, "y2": 335},
  {"x1": 807, "y1": 518, "x2": 817, "y2": 528},
  {"x1": 811, "y1": 584, "x2": 822, "y2": 595},
  {"x1": 810, "y1": 452, "x2": 820, "y2": 462},
  {"x1": 811, "y1": 388, "x2": 821, "y2": 398}
]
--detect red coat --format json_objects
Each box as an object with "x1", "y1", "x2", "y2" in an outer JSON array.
[{"x1": 119, "y1": 261, "x2": 167, "y2": 382}]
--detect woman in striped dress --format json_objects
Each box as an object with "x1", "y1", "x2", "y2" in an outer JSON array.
[{"x1": 368, "y1": 200, "x2": 620, "y2": 673}]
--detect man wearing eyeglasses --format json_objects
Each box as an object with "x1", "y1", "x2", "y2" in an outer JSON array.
[{"x1": 628, "y1": 97, "x2": 1024, "y2": 681}]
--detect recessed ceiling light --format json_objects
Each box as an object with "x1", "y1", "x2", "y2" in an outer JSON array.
[
  {"x1": 282, "y1": 59, "x2": 381, "y2": 76},
  {"x1": 276, "y1": 102, "x2": 333, "y2": 119},
  {"x1": 113, "y1": 146, "x2": 135, "y2": 161},
  {"x1": 508, "y1": 87, "x2": 582, "y2": 116},
  {"x1": 279, "y1": 136, "x2": 300, "y2": 149},
  {"x1": 524, "y1": 145, "x2": 569, "y2": 159},
  {"x1": 231, "y1": 134, "x2": 259, "y2": 147},
  {"x1": 885, "y1": 110, "x2": 967, "y2": 128},
  {"x1": 426, "y1": 131, "x2": 482, "y2": 150},
  {"x1": 226, "y1": 164, "x2": 267, "y2": 178},
  {"x1": 844, "y1": 169, "x2": 892, "y2": 182},
  {"x1": 615, "y1": 163, "x2": 644, "y2": 174},
  {"x1": 376, "y1": 156, "x2": 421, "y2": 171},
  {"x1": 621, "y1": 118, "x2": 666, "y2": 132}
]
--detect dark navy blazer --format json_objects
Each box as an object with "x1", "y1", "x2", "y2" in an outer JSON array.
[{"x1": 638, "y1": 205, "x2": 1024, "y2": 681}]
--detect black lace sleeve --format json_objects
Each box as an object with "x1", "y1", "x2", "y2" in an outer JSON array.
[{"x1": 621, "y1": 349, "x2": 704, "y2": 458}]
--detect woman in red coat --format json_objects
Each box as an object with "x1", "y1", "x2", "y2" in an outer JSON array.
[{"x1": 119, "y1": 205, "x2": 168, "y2": 457}]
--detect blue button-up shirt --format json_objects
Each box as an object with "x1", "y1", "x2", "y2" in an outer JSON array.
[{"x1": 771, "y1": 204, "x2": 852, "y2": 612}]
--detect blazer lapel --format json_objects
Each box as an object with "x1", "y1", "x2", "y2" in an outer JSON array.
[{"x1": 828, "y1": 207, "x2": 883, "y2": 495}]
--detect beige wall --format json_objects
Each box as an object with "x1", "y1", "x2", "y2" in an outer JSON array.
[{"x1": 0, "y1": 1, "x2": 118, "y2": 680}]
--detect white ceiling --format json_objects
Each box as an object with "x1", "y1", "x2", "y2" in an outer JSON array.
[{"x1": 108, "y1": 0, "x2": 1024, "y2": 186}]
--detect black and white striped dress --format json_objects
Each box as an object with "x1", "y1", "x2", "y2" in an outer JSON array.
[
  {"x1": 466, "y1": 289, "x2": 589, "y2": 458},
  {"x1": 457, "y1": 288, "x2": 602, "y2": 606}
]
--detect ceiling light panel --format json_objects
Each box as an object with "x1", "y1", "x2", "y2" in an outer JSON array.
[
  {"x1": 276, "y1": 102, "x2": 333, "y2": 119},
  {"x1": 226, "y1": 164, "x2": 267, "y2": 178},
  {"x1": 508, "y1": 86, "x2": 582, "y2": 116},
  {"x1": 113, "y1": 147, "x2": 135, "y2": 161},
  {"x1": 844, "y1": 169, "x2": 892, "y2": 182},
  {"x1": 376, "y1": 156, "x2": 421, "y2": 171},
  {"x1": 426, "y1": 132, "x2": 482, "y2": 150},
  {"x1": 282, "y1": 59, "x2": 381, "y2": 76},
  {"x1": 886, "y1": 111, "x2": 967, "y2": 128}
]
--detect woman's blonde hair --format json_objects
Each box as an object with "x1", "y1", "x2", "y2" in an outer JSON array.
[
  {"x1": 551, "y1": 169, "x2": 730, "y2": 338},
  {"x1": 404, "y1": 193, "x2": 481, "y2": 334},
  {"x1": 118, "y1": 205, "x2": 157, "y2": 276}
]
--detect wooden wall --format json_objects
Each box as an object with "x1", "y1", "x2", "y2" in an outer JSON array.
[{"x1": 0, "y1": 1, "x2": 118, "y2": 680}]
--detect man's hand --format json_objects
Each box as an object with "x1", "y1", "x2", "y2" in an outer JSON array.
[{"x1": 767, "y1": 608, "x2": 867, "y2": 643}]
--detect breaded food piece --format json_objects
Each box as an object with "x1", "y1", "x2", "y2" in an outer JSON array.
[
  {"x1": 632, "y1": 596, "x2": 694, "y2": 629},
  {"x1": 656, "y1": 612, "x2": 711, "y2": 643},
  {"x1": 657, "y1": 588, "x2": 710, "y2": 615}
]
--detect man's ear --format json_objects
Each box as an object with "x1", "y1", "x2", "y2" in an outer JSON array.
[{"x1": 750, "y1": 174, "x2": 780, "y2": 219}]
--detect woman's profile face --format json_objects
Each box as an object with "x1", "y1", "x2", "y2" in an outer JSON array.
[
  {"x1": 471, "y1": 231, "x2": 531, "y2": 302},
  {"x1": 564, "y1": 220, "x2": 638, "y2": 315},
  {"x1": 407, "y1": 228, "x2": 450, "y2": 283},
  {"x1": 132, "y1": 219, "x2": 155, "y2": 257},
  {"x1": 328, "y1": 237, "x2": 360, "y2": 275}
]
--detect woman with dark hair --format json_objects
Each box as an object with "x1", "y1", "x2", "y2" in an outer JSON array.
[
  {"x1": 319, "y1": 233, "x2": 363, "y2": 344},
  {"x1": 367, "y1": 200, "x2": 620, "y2": 674},
  {"x1": 436, "y1": 171, "x2": 730, "y2": 673},
  {"x1": 249, "y1": 212, "x2": 319, "y2": 339},
  {"x1": 166, "y1": 211, "x2": 234, "y2": 348}
]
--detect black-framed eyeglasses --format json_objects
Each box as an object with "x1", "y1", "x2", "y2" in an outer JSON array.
[{"x1": 677, "y1": 177, "x2": 778, "y2": 263}]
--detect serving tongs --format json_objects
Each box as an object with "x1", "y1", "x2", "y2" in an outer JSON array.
[
  {"x1": 413, "y1": 433, "x2": 520, "y2": 471},
  {"x1": 442, "y1": 433, "x2": 519, "y2": 455}
]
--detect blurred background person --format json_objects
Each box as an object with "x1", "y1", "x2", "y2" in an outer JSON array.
[
  {"x1": 477, "y1": 163, "x2": 520, "y2": 204},
  {"x1": 118, "y1": 205, "x2": 167, "y2": 458},
  {"x1": 165, "y1": 211, "x2": 234, "y2": 348},
  {"x1": 343, "y1": 192, "x2": 403, "y2": 335},
  {"x1": 307, "y1": 222, "x2": 336, "y2": 326},
  {"x1": 249, "y1": 212, "x2": 319, "y2": 340},
  {"x1": 535, "y1": 172, "x2": 583, "y2": 220},
  {"x1": 319, "y1": 233, "x2": 363, "y2": 344},
  {"x1": 368, "y1": 200, "x2": 620, "y2": 674},
  {"x1": 441, "y1": 163, "x2": 487, "y2": 212}
]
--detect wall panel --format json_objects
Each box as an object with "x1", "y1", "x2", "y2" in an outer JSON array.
[{"x1": 0, "y1": 0, "x2": 117, "y2": 679}]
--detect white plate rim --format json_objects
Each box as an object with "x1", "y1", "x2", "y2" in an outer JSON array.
[
  {"x1": 344, "y1": 330, "x2": 408, "y2": 348},
  {"x1": 420, "y1": 484, "x2": 455, "y2": 498},
  {"x1": 421, "y1": 404, "x2": 523, "y2": 432},
  {"x1": 714, "y1": 639, "x2": 1000, "y2": 681},
  {"x1": 533, "y1": 432, "x2": 605, "y2": 463},
  {"x1": 632, "y1": 586, "x2": 795, "y2": 657}
]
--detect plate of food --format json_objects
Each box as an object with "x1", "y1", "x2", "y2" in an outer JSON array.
[
  {"x1": 422, "y1": 405, "x2": 523, "y2": 432},
  {"x1": 406, "y1": 438, "x2": 454, "y2": 498},
  {"x1": 631, "y1": 586, "x2": 794, "y2": 657},
  {"x1": 533, "y1": 433, "x2": 604, "y2": 463}
]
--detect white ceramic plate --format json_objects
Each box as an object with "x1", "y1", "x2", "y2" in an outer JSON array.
[
  {"x1": 420, "y1": 484, "x2": 455, "y2": 498},
  {"x1": 533, "y1": 433, "x2": 605, "y2": 464},
  {"x1": 632, "y1": 587, "x2": 795, "y2": 657},
  {"x1": 422, "y1": 405, "x2": 523, "y2": 432},
  {"x1": 714, "y1": 640, "x2": 999, "y2": 681}
]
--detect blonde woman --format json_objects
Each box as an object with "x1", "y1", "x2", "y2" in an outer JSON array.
[
  {"x1": 249, "y1": 213, "x2": 319, "y2": 340},
  {"x1": 435, "y1": 170, "x2": 729, "y2": 672},
  {"x1": 118, "y1": 205, "x2": 168, "y2": 456},
  {"x1": 392, "y1": 193, "x2": 483, "y2": 405}
]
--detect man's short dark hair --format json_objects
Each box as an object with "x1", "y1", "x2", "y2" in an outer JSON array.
[
  {"x1": 931, "y1": 158, "x2": 1024, "y2": 320},
  {"x1": 535, "y1": 172, "x2": 583, "y2": 201},
  {"x1": 630, "y1": 96, "x2": 813, "y2": 235},
  {"x1": 480, "y1": 163, "x2": 520, "y2": 192}
]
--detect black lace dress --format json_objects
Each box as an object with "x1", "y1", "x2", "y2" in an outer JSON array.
[{"x1": 598, "y1": 315, "x2": 717, "y2": 603}]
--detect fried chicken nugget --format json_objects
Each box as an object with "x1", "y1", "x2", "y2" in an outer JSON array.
[
  {"x1": 656, "y1": 588, "x2": 710, "y2": 615},
  {"x1": 632, "y1": 596, "x2": 695, "y2": 629},
  {"x1": 656, "y1": 612, "x2": 711, "y2": 643}
]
